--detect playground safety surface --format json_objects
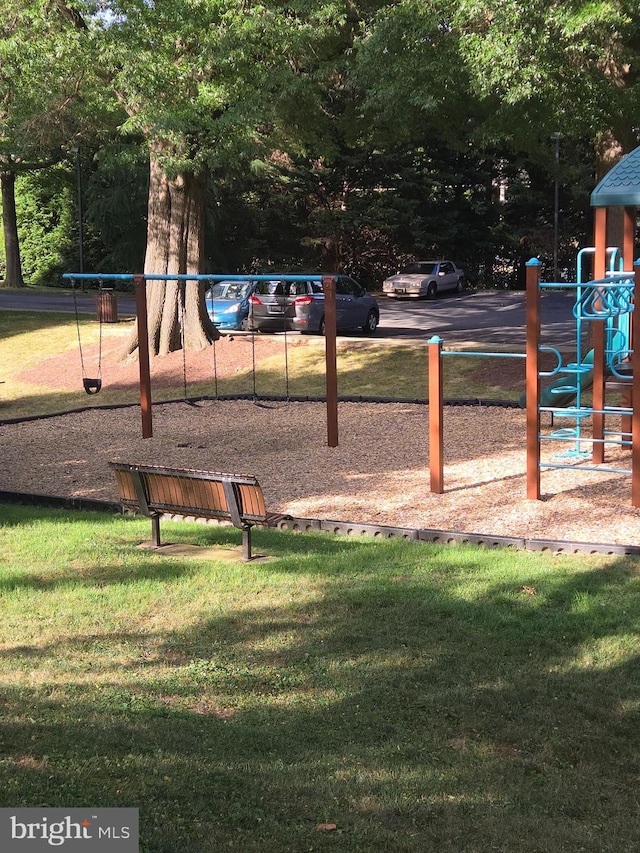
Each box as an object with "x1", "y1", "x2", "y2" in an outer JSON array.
[{"x1": 2, "y1": 399, "x2": 639, "y2": 553}]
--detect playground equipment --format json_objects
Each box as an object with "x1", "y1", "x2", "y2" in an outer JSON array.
[
  {"x1": 529, "y1": 256, "x2": 633, "y2": 459},
  {"x1": 525, "y1": 258, "x2": 640, "y2": 505},
  {"x1": 429, "y1": 259, "x2": 640, "y2": 505},
  {"x1": 63, "y1": 272, "x2": 341, "y2": 446},
  {"x1": 429, "y1": 143, "x2": 640, "y2": 507}
]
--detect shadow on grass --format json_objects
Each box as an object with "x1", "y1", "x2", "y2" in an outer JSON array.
[{"x1": 0, "y1": 542, "x2": 639, "y2": 852}]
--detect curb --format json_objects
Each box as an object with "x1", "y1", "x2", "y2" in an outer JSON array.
[
  {"x1": 0, "y1": 394, "x2": 523, "y2": 427},
  {"x1": 0, "y1": 491, "x2": 637, "y2": 558}
]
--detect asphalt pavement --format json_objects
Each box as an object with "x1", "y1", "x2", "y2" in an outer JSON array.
[
  {"x1": 0, "y1": 287, "x2": 581, "y2": 351},
  {"x1": 379, "y1": 290, "x2": 581, "y2": 350}
]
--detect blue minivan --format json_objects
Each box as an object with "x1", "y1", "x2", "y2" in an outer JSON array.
[{"x1": 205, "y1": 281, "x2": 257, "y2": 331}]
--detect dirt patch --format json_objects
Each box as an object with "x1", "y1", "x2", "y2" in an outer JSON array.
[
  {"x1": 17, "y1": 331, "x2": 300, "y2": 393},
  {"x1": 467, "y1": 350, "x2": 559, "y2": 395}
]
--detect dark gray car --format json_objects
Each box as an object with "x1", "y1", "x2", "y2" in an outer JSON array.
[{"x1": 247, "y1": 276, "x2": 379, "y2": 334}]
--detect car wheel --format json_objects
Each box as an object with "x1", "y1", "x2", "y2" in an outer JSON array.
[
  {"x1": 319, "y1": 316, "x2": 326, "y2": 335},
  {"x1": 456, "y1": 278, "x2": 465, "y2": 293},
  {"x1": 362, "y1": 310, "x2": 378, "y2": 334},
  {"x1": 426, "y1": 282, "x2": 437, "y2": 299}
]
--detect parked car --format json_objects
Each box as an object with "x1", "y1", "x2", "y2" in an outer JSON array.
[
  {"x1": 246, "y1": 276, "x2": 379, "y2": 334},
  {"x1": 383, "y1": 261, "x2": 465, "y2": 299},
  {"x1": 205, "y1": 280, "x2": 257, "y2": 331}
]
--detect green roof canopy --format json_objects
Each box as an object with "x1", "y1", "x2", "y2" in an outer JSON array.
[{"x1": 591, "y1": 145, "x2": 640, "y2": 207}]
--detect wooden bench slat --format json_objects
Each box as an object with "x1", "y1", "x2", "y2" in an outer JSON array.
[
  {"x1": 238, "y1": 482, "x2": 266, "y2": 517},
  {"x1": 114, "y1": 469, "x2": 137, "y2": 504},
  {"x1": 109, "y1": 461, "x2": 286, "y2": 561}
]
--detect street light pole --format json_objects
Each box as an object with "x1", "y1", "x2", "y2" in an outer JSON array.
[
  {"x1": 551, "y1": 132, "x2": 560, "y2": 282},
  {"x1": 72, "y1": 147, "x2": 84, "y2": 289}
]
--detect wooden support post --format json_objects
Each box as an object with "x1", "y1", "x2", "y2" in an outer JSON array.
[
  {"x1": 632, "y1": 260, "x2": 640, "y2": 507},
  {"x1": 526, "y1": 258, "x2": 541, "y2": 500},
  {"x1": 624, "y1": 204, "x2": 636, "y2": 387},
  {"x1": 428, "y1": 336, "x2": 444, "y2": 493},
  {"x1": 624, "y1": 207, "x2": 635, "y2": 271},
  {"x1": 134, "y1": 274, "x2": 153, "y2": 439},
  {"x1": 621, "y1": 387, "x2": 633, "y2": 446},
  {"x1": 592, "y1": 208, "x2": 607, "y2": 463},
  {"x1": 592, "y1": 320, "x2": 606, "y2": 464},
  {"x1": 322, "y1": 275, "x2": 339, "y2": 447},
  {"x1": 617, "y1": 207, "x2": 637, "y2": 443}
]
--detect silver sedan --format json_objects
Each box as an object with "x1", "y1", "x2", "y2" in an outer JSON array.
[{"x1": 383, "y1": 260, "x2": 465, "y2": 299}]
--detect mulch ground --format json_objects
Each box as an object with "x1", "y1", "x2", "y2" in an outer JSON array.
[{"x1": 5, "y1": 331, "x2": 640, "y2": 550}]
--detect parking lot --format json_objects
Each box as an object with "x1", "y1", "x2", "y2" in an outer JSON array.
[{"x1": 0, "y1": 287, "x2": 580, "y2": 350}]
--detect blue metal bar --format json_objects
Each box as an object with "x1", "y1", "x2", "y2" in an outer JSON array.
[
  {"x1": 540, "y1": 462, "x2": 631, "y2": 475},
  {"x1": 539, "y1": 272, "x2": 634, "y2": 290},
  {"x1": 541, "y1": 405, "x2": 632, "y2": 416},
  {"x1": 441, "y1": 351, "x2": 525, "y2": 359},
  {"x1": 539, "y1": 345, "x2": 563, "y2": 377},
  {"x1": 62, "y1": 272, "x2": 327, "y2": 282},
  {"x1": 540, "y1": 434, "x2": 630, "y2": 446},
  {"x1": 62, "y1": 273, "x2": 135, "y2": 281}
]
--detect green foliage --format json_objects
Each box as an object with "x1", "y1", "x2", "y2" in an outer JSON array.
[
  {"x1": 3, "y1": 0, "x2": 638, "y2": 293},
  {"x1": 207, "y1": 134, "x2": 591, "y2": 289},
  {"x1": 354, "y1": 0, "x2": 470, "y2": 143},
  {"x1": 94, "y1": 0, "x2": 353, "y2": 175},
  {"x1": 454, "y1": 0, "x2": 640, "y2": 147},
  {"x1": 15, "y1": 166, "x2": 77, "y2": 286},
  {"x1": 0, "y1": 1, "x2": 89, "y2": 163},
  {"x1": 10, "y1": 139, "x2": 148, "y2": 285},
  {"x1": 84, "y1": 137, "x2": 148, "y2": 273}
]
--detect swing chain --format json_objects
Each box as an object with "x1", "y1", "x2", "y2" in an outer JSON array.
[{"x1": 72, "y1": 275, "x2": 103, "y2": 395}]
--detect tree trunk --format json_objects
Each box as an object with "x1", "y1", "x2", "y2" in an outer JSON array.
[
  {"x1": 1, "y1": 170, "x2": 25, "y2": 288},
  {"x1": 125, "y1": 141, "x2": 219, "y2": 358}
]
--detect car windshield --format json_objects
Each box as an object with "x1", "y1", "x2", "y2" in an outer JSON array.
[
  {"x1": 400, "y1": 262, "x2": 438, "y2": 275},
  {"x1": 253, "y1": 281, "x2": 309, "y2": 296},
  {"x1": 209, "y1": 282, "x2": 251, "y2": 300}
]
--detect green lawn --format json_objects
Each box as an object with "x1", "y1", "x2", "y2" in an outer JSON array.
[{"x1": 1, "y1": 505, "x2": 639, "y2": 851}]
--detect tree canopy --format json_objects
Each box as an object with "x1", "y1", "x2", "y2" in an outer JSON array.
[{"x1": 2, "y1": 0, "x2": 639, "y2": 345}]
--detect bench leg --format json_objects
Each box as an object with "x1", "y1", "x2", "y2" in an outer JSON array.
[
  {"x1": 151, "y1": 514, "x2": 161, "y2": 547},
  {"x1": 242, "y1": 526, "x2": 252, "y2": 561}
]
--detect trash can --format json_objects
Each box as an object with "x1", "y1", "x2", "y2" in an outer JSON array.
[{"x1": 96, "y1": 289, "x2": 118, "y2": 323}]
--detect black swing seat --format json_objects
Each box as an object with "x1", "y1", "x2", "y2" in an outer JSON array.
[{"x1": 83, "y1": 378, "x2": 102, "y2": 395}]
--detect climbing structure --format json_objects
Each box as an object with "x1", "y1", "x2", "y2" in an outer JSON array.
[{"x1": 526, "y1": 144, "x2": 640, "y2": 505}]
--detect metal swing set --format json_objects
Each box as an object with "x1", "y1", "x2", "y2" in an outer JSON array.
[{"x1": 64, "y1": 272, "x2": 342, "y2": 446}]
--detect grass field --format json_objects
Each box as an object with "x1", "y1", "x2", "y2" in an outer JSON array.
[
  {"x1": 1, "y1": 505, "x2": 639, "y2": 851},
  {"x1": 1, "y1": 303, "x2": 636, "y2": 851}
]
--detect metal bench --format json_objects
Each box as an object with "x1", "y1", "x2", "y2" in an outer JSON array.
[{"x1": 110, "y1": 462, "x2": 288, "y2": 560}]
